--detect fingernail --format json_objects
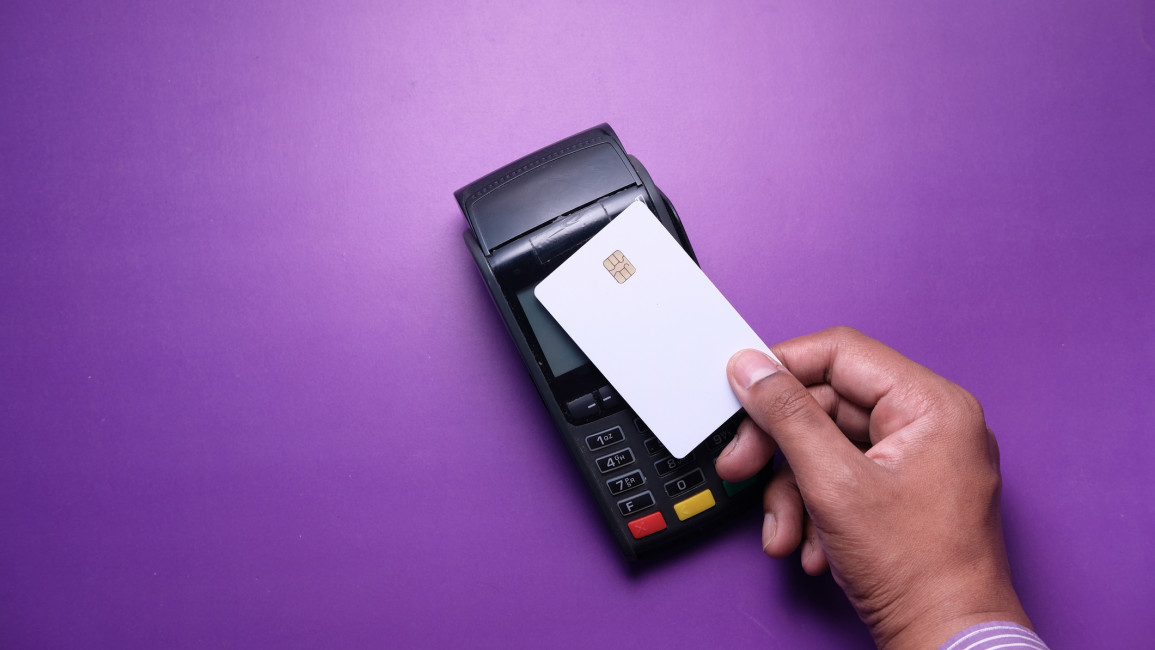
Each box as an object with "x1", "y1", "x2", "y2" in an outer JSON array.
[
  {"x1": 719, "y1": 436, "x2": 738, "y2": 459},
  {"x1": 732, "y1": 349, "x2": 781, "y2": 389},
  {"x1": 761, "y1": 512, "x2": 777, "y2": 552}
]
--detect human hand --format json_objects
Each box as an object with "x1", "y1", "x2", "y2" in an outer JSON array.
[{"x1": 716, "y1": 327, "x2": 1031, "y2": 649}]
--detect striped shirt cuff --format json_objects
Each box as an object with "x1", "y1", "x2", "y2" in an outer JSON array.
[{"x1": 939, "y1": 621, "x2": 1048, "y2": 650}]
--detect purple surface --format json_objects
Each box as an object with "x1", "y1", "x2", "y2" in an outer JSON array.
[{"x1": 2, "y1": 1, "x2": 1152, "y2": 647}]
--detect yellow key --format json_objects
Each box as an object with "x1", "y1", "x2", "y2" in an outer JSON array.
[{"x1": 673, "y1": 489, "x2": 716, "y2": 521}]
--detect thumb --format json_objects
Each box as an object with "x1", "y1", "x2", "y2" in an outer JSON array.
[{"x1": 727, "y1": 349, "x2": 865, "y2": 491}]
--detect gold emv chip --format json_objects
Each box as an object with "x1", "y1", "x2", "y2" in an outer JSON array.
[{"x1": 604, "y1": 250, "x2": 636, "y2": 284}]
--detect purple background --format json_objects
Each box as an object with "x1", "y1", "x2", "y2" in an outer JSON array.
[{"x1": 2, "y1": 1, "x2": 1153, "y2": 647}]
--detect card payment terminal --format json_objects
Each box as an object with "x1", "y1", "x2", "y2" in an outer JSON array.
[{"x1": 456, "y1": 124, "x2": 767, "y2": 559}]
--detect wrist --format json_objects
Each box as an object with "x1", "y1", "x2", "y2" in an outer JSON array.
[{"x1": 870, "y1": 562, "x2": 1030, "y2": 650}]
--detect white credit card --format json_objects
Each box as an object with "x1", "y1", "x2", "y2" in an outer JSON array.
[{"x1": 535, "y1": 201, "x2": 777, "y2": 458}]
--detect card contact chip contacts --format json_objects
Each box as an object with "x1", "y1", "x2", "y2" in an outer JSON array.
[{"x1": 604, "y1": 250, "x2": 636, "y2": 283}]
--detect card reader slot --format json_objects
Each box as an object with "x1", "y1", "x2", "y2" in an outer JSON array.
[
  {"x1": 487, "y1": 186, "x2": 648, "y2": 276},
  {"x1": 528, "y1": 202, "x2": 611, "y2": 266}
]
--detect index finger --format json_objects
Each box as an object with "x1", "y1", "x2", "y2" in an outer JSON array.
[{"x1": 771, "y1": 327, "x2": 947, "y2": 441}]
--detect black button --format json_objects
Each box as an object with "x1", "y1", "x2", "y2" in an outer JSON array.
[
  {"x1": 664, "y1": 469, "x2": 706, "y2": 498},
  {"x1": 635, "y1": 418, "x2": 650, "y2": 434},
  {"x1": 596, "y1": 447, "x2": 636, "y2": 474},
  {"x1": 586, "y1": 427, "x2": 625, "y2": 451},
  {"x1": 643, "y1": 437, "x2": 665, "y2": 456},
  {"x1": 597, "y1": 386, "x2": 620, "y2": 412},
  {"x1": 705, "y1": 428, "x2": 734, "y2": 451},
  {"x1": 566, "y1": 393, "x2": 600, "y2": 420},
  {"x1": 616, "y1": 490, "x2": 656, "y2": 516},
  {"x1": 654, "y1": 452, "x2": 695, "y2": 477},
  {"x1": 606, "y1": 469, "x2": 646, "y2": 495}
]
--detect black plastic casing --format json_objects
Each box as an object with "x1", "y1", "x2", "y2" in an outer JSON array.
[{"x1": 456, "y1": 124, "x2": 765, "y2": 559}]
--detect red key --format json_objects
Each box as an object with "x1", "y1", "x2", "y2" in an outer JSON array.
[{"x1": 627, "y1": 512, "x2": 667, "y2": 539}]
